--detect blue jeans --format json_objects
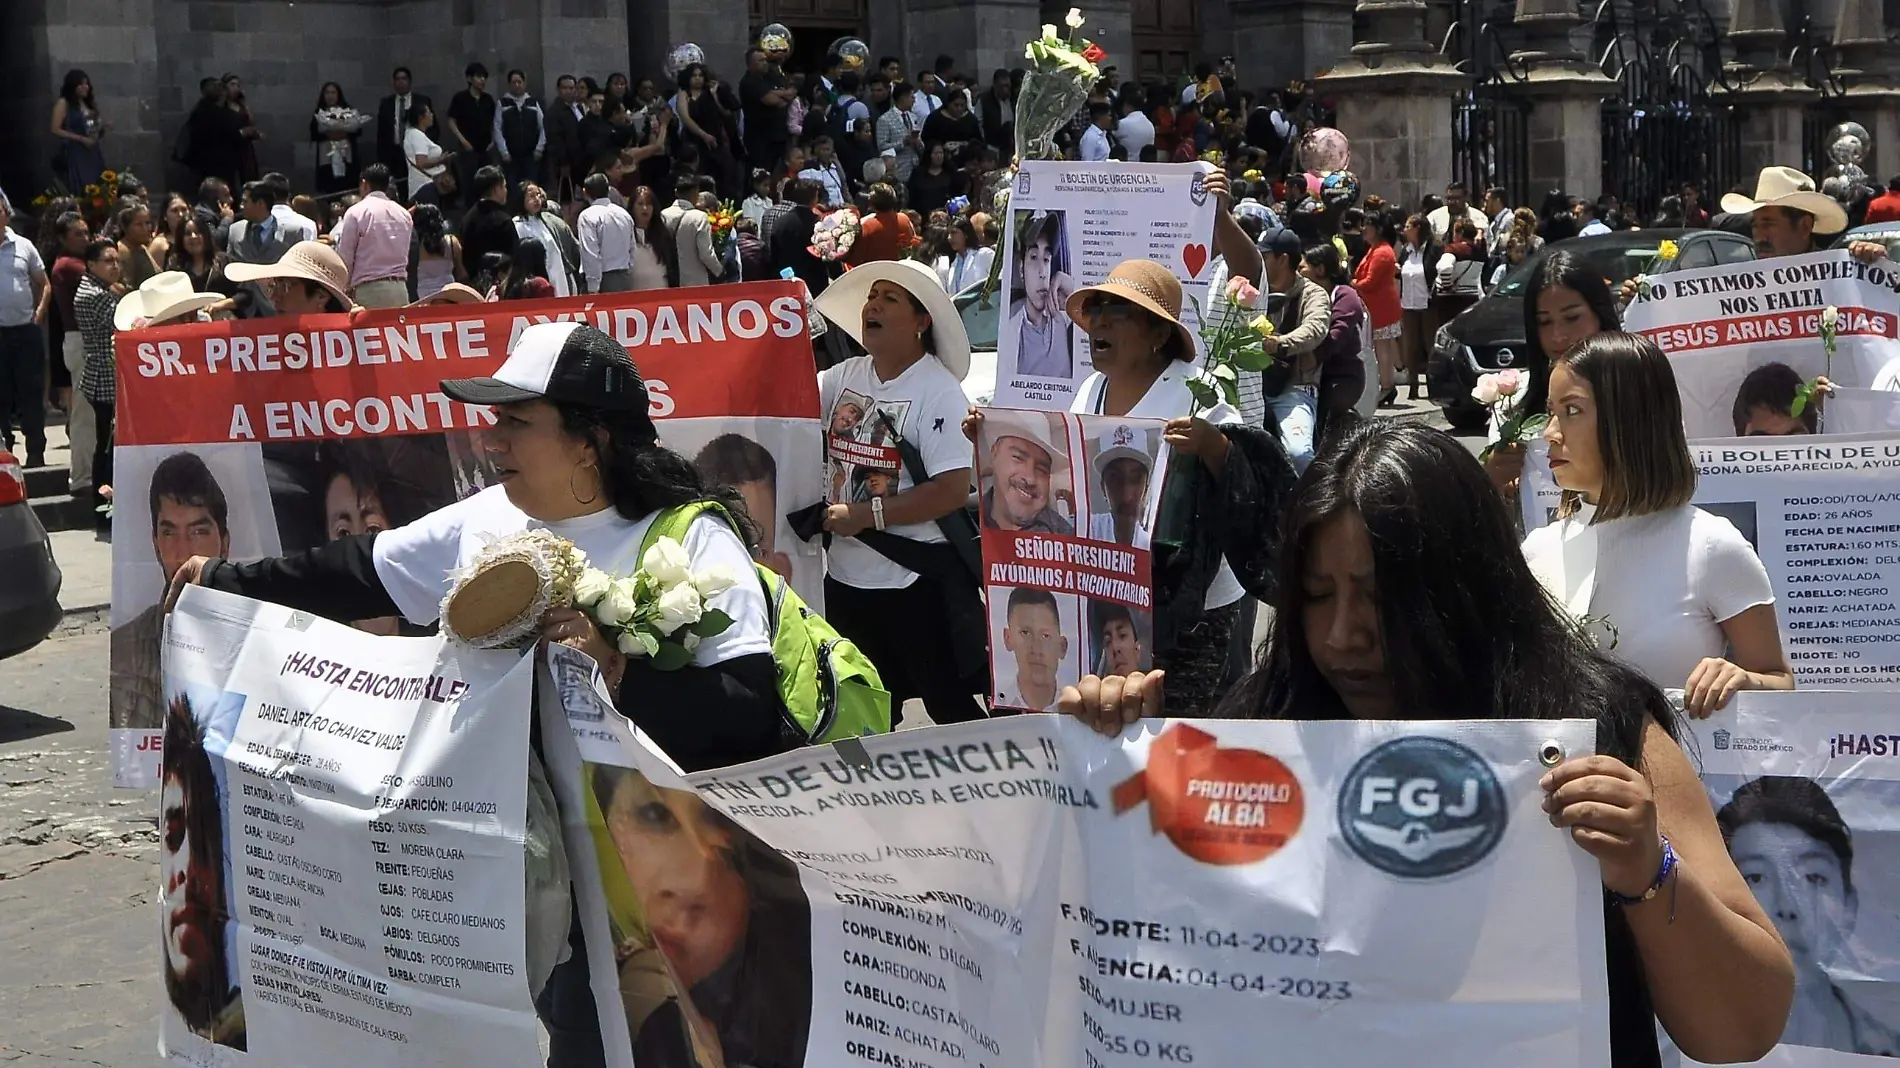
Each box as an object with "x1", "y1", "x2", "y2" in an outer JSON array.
[{"x1": 1268, "y1": 385, "x2": 1318, "y2": 475}]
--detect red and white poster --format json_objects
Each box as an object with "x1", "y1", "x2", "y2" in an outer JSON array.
[
  {"x1": 112, "y1": 284, "x2": 823, "y2": 786},
  {"x1": 975, "y1": 408, "x2": 1170, "y2": 711}
]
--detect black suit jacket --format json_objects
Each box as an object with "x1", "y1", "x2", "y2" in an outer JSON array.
[
  {"x1": 376, "y1": 92, "x2": 434, "y2": 171},
  {"x1": 546, "y1": 100, "x2": 586, "y2": 176}
]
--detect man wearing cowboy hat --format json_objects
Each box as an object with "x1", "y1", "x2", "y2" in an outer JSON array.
[
  {"x1": 981, "y1": 409, "x2": 1074, "y2": 534},
  {"x1": 1089, "y1": 424, "x2": 1153, "y2": 547},
  {"x1": 224, "y1": 241, "x2": 356, "y2": 316},
  {"x1": 113, "y1": 272, "x2": 225, "y2": 331},
  {"x1": 1722, "y1": 165, "x2": 1886, "y2": 262}
]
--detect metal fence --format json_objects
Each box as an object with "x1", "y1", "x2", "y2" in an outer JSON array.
[
  {"x1": 1450, "y1": 4, "x2": 1533, "y2": 208},
  {"x1": 1595, "y1": 0, "x2": 1743, "y2": 219}
]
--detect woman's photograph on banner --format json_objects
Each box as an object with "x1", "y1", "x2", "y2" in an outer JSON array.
[
  {"x1": 988, "y1": 584, "x2": 1081, "y2": 711},
  {"x1": 160, "y1": 687, "x2": 248, "y2": 1052},
  {"x1": 110, "y1": 444, "x2": 279, "y2": 732},
  {"x1": 1006, "y1": 209, "x2": 1076, "y2": 381},
  {"x1": 1707, "y1": 773, "x2": 1900, "y2": 1058},
  {"x1": 586, "y1": 761, "x2": 813, "y2": 1068},
  {"x1": 977, "y1": 408, "x2": 1078, "y2": 534},
  {"x1": 1076, "y1": 416, "x2": 1166, "y2": 547}
]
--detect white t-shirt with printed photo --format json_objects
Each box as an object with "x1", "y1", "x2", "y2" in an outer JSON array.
[
  {"x1": 371, "y1": 484, "x2": 772, "y2": 667},
  {"x1": 819, "y1": 354, "x2": 975, "y2": 590}
]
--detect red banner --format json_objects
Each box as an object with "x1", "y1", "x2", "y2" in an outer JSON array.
[
  {"x1": 982, "y1": 528, "x2": 1154, "y2": 609},
  {"x1": 115, "y1": 282, "x2": 818, "y2": 445},
  {"x1": 1637, "y1": 305, "x2": 1897, "y2": 355}
]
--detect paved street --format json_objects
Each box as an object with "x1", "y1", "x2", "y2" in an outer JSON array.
[{"x1": 0, "y1": 400, "x2": 1473, "y2": 1066}]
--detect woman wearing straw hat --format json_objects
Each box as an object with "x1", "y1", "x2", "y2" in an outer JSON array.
[
  {"x1": 811, "y1": 258, "x2": 988, "y2": 724},
  {"x1": 223, "y1": 240, "x2": 355, "y2": 316},
  {"x1": 986, "y1": 257, "x2": 1293, "y2": 715}
]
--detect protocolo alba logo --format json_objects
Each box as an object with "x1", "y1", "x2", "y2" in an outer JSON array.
[{"x1": 1337, "y1": 736, "x2": 1506, "y2": 878}]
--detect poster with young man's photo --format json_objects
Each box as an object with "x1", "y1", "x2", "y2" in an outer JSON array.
[{"x1": 975, "y1": 408, "x2": 1167, "y2": 709}]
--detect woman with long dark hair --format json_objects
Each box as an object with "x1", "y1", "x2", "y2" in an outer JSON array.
[
  {"x1": 494, "y1": 238, "x2": 556, "y2": 301},
  {"x1": 1524, "y1": 332, "x2": 1792, "y2": 717},
  {"x1": 1063, "y1": 420, "x2": 1795, "y2": 1068},
  {"x1": 221, "y1": 74, "x2": 263, "y2": 184},
  {"x1": 309, "y1": 81, "x2": 363, "y2": 196},
  {"x1": 1353, "y1": 210, "x2": 1402, "y2": 405},
  {"x1": 410, "y1": 203, "x2": 465, "y2": 300},
  {"x1": 628, "y1": 186, "x2": 679, "y2": 290},
  {"x1": 51, "y1": 69, "x2": 108, "y2": 191},
  {"x1": 1485, "y1": 250, "x2": 1621, "y2": 500},
  {"x1": 1395, "y1": 213, "x2": 1437, "y2": 402},
  {"x1": 671, "y1": 63, "x2": 737, "y2": 196},
  {"x1": 908, "y1": 141, "x2": 960, "y2": 216},
  {"x1": 163, "y1": 216, "x2": 236, "y2": 314},
  {"x1": 1301, "y1": 242, "x2": 1369, "y2": 441}
]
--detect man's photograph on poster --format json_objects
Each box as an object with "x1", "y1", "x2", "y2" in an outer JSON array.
[
  {"x1": 1711, "y1": 774, "x2": 1900, "y2": 1057},
  {"x1": 1699, "y1": 500, "x2": 1760, "y2": 553},
  {"x1": 1089, "y1": 599, "x2": 1152, "y2": 675},
  {"x1": 161, "y1": 691, "x2": 247, "y2": 1050},
  {"x1": 1731, "y1": 362, "x2": 1819, "y2": 437},
  {"x1": 588, "y1": 763, "x2": 813, "y2": 1068},
  {"x1": 988, "y1": 584, "x2": 1079, "y2": 711},
  {"x1": 977, "y1": 408, "x2": 1075, "y2": 534},
  {"x1": 1078, "y1": 418, "x2": 1163, "y2": 547},
  {"x1": 692, "y1": 432, "x2": 796, "y2": 582},
  {"x1": 1007, "y1": 209, "x2": 1075, "y2": 379}
]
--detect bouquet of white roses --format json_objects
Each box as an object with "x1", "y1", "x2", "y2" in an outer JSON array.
[{"x1": 573, "y1": 539, "x2": 740, "y2": 671}]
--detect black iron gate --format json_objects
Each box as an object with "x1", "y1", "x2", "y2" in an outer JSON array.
[
  {"x1": 1595, "y1": 0, "x2": 1743, "y2": 220},
  {"x1": 1449, "y1": 0, "x2": 1532, "y2": 208},
  {"x1": 1791, "y1": 14, "x2": 1852, "y2": 181}
]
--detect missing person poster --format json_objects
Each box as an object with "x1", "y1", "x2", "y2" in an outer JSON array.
[
  {"x1": 111, "y1": 284, "x2": 823, "y2": 787},
  {"x1": 993, "y1": 160, "x2": 1219, "y2": 410},
  {"x1": 974, "y1": 409, "x2": 1169, "y2": 711},
  {"x1": 159, "y1": 585, "x2": 539, "y2": 1068},
  {"x1": 538, "y1": 670, "x2": 1609, "y2": 1068},
  {"x1": 1520, "y1": 432, "x2": 1900, "y2": 686},
  {"x1": 1668, "y1": 690, "x2": 1900, "y2": 1066},
  {"x1": 1622, "y1": 250, "x2": 1900, "y2": 440}
]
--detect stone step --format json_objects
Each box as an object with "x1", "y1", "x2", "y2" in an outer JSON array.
[
  {"x1": 30, "y1": 494, "x2": 96, "y2": 534},
  {"x1": 24, "y1": 464, "x2": 69, "y2": 500}
]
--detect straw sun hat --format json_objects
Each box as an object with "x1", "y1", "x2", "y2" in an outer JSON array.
[
  {"x1": 1064, "y1": 259, "x2": 1198, "y2": 362},
  {"x1": 224, "y1": 240, "x2": 355, "y2": 310}
]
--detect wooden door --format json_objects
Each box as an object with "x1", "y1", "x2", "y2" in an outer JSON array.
[{"x1": 1133, "y1": 0, "x2": 1200, "y2": 83}]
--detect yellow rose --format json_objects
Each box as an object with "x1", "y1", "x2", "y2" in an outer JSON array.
[
  {"x1": 1656, "y1": 240, "x2": 1679, "y2": 261},
  {"x1": 1249, "y1": 314, "x2": 1276, "y2": 337}
]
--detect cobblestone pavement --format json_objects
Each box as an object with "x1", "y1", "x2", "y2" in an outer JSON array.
[{"x1": 0, "y1": 630, "x2": 162, "y2": 1066}]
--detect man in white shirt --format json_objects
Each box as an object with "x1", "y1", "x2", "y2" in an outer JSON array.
[
  {"x1": 910, "y1": 73, "x2": 943, "y2": 127},
  {"x1": 798, "y1": 135, "x2": 852, "y2": 208},
  {"x1": 576, "y1": 172, "x2": 635, "y2": 292},
  {"x1": 836, "y1": 73, "x2": 872, "y2": 132},
  {"x1": 1088, "y1": 428, "x2": 1152, "y2": 546},
  {"x1": 1577, "y1": 200, "x2": 1612, "y2": 237},
  {"x1": 1114, "y1": 90, "x2": 1154, "y2": 161},
  {"x1": 996, "y1": 587, "x2": 1068, "y2": 713},
  {"x1": 1426, "y1": 181, "x2": 1492, "y2": 244},
  {"x1": 1078, "y1": 102, "x2": 1115, "y2": 162},
  {"x1": 661, "y1": 175, "x2": 725, "y2": 287},
  {"x1": 262, "y1": 174, "x2": 318, "y2": 243},
  {"x1": 0, "y1": 191, "x2": 49, "y2": 464}
]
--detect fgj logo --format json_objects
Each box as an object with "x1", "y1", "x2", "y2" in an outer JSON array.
[
  {"x1": 1338, "y1": 736, "x2": 1506, "y2": 878},
  {"x1": 1017, "y1": 171, "x2": 1032, "y2": 196},
  {"x1": 1113, "y1": 723, "x2": 1303, "y2": 866},
  {"x1": 1189, "y1": 172, "x2": 1208, "y2": 207},
  {"x1": 1711, "y1": 729, "x2": 1732, "y2": 751}
]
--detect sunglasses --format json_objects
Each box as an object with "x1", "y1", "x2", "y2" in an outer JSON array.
[{"x1": 1079, "y1": 292, "x2": 1143, "y2": 322}]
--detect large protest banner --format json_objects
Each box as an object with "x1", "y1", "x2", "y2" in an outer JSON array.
[
  {"x1": 1666, "y1": 690, "x2": 1900, "y2": 1066},
  {"x1": 539, "y1": 659, "x2": 1610, "y2": 1068},
  {"x1": 110, "y1": 284, "x2": 823, "y2": 787},
  {"x1": 974, "y1": 408, "x2": 1170, "y2": 711},
  {"x1": 1521, "y1": 432, "x2": 1900, "y2": 687},
  {"x1": 1622, "y1": 250, "x2": 1900, "y2": 440},
  {"x1": 994, "y1": 161, "x2": 1219, "y2": 410},
  {"x1": 159, "y1": 585, "x2": 540, "y2": 1068}
]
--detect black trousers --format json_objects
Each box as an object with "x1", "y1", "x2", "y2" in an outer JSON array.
[
  {"x1": 90, "y1": 399, "x2": 114, "y2": 526},
  {"x1": 0, "y1": 323, "x2": 46, "y2": 457},
  {"x1": 824, "y1": 575, "x2": 987, "y2": 725},
  {"x1": 537, "y1": 898, "x2": 606, "y2": 1068}
]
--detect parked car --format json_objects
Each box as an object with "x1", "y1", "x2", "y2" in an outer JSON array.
[
  {"x1": 1833, "y1": 222, "x2": 1900, "y2": 257},
  {"x1": 954, "y1": 280, "x2": 1000, "y2": 405},
  {"x1": 0, "y1": 450, "x2": 62, "y2": 659},
  {"x1": 1428, "y1": 228, "x2": 1756, "y2": 430}
]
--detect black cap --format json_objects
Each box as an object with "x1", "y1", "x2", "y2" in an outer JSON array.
[{"x1": 1258, "y1": 225, "x2": 1303, "y2": 257}]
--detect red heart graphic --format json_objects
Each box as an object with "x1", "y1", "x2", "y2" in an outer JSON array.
[{"x1": 1182, "y1": 243, "x2": 1209, "y2": 278}]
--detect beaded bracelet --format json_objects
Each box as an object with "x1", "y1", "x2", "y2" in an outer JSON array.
[{"x1": 1608, "y1": 834, "x2": 1678, "y2": 912}]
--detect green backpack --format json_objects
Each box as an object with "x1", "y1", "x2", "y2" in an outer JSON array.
[{"x1": 639, "y1": 501, "x2": 892, "y2": 744}]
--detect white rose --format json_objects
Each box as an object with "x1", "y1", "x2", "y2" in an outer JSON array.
[
  {"x1": 573, "y1": 568, "x2": 613, "y2": 607},
  {"x1": 681, "y1": 631, "x2": 702, "y2": 653},
  {"x1": 617, "y1": 631, "x2": 645, "y2": 656},
  {"x1": 1471, "y1": 374, "x2": 1501, "y2": 406},
  {"x1": 597, "y1": 581, "x2": 637, "y2": 627},
  {"x1": 1065, "y1": 7, "x2": 1084, "y2": 28},
  {"x1": 1821, "y1": 305, "x2": 1840, "y2": 329},
  {"x1": 694, "y1": 564, "x2": 741, "y2": 598},
  {"x1": 1041, "y1": 22, "x2": 1058, "y2": 39},
  {"x1": 654, "y1": 583, "x2": 703, "y2": 636},
  {"x1": 641, "y1": 537, "x2": 694, "y2": 590}
]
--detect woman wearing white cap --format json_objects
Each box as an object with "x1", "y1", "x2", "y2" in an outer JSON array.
[{"x1": 811, "y1": 258, "x2": 987, "y2": 723}]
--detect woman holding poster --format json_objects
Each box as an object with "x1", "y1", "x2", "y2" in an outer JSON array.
[
  {"x1": 1522, "y1": 332, "x2": 1793, "y2": 717},
  {"x1": 1062, "y1": 421, "x2": 1798, "y2": 1067},
  {"x1": 1060, "y1": 258, "x2": 1291, "y2": 713}
]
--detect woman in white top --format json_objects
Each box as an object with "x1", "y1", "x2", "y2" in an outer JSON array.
[
  {"x1": 811, "y1": 260, "x2": 987, "y2": 725},
  {"x1": 402, "y1": 102, "x2": 455, "y2": 199},
  {"x1": 627, "y1": 186, "x2": 676, "y2": 292},
  {"x1": 1522, "y1": 331, "x2": 1793, "y2": 717},
  {"x1": 1396, "y1": 214, "x2": 1437, "y2": 402},
  {"x1": 972, "y1": 258, "x2": 1293, "y2": 716},
  {"x1": 933, "y1": 216, "x2": 993, "y2": 294}
]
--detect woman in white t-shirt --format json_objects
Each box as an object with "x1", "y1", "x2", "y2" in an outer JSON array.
[
  {"x1": 972, "y1": 258, "x2": 1293, "y2": 716},
  {"x1": 811, "y1": 259, "x2": 986, "y2": 724},
  {"x1": 1522, "y1": 332, "x2": 1793, "y2": 717},
  {"x1": 402, "y1": 102, "x2": 455, "y2": 199}
]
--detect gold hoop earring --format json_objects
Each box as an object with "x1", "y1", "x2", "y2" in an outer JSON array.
[{"x1": 570, "y1": 464, "x2": 600, "y2": 505}]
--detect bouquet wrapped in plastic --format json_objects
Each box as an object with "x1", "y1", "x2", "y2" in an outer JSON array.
[{"x1": 808, "y1": 207, "x2": 862, "y2": 262}]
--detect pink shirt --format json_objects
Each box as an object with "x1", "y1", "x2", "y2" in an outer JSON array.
[{"x1": 333, "y1": 191, "x2": 414, "y2": 287}]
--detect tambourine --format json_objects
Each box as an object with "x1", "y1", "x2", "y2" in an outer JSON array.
[{"x1": 440, "y1": 531, "x2": 588, "y2": 649}]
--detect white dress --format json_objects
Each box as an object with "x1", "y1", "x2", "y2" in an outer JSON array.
[{"x1": 404, "y1": 127, "x2": 447, "y2": 198}]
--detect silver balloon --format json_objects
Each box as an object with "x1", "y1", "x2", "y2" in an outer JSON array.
[
  {"x1": 759, "y1": 23, "x2": 793, "y2": 62},
  {"x1": 835, "y1": 38, "x2": 871, "y2": 72},
  {"x1": 664, "y1": 43, "x2": 705, "y2": 79},
  {"x1": 1824, "y1": 121, "x2": 1872, "y2": 194}
]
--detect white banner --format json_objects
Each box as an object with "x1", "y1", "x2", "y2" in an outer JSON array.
[
  {"x1": 1622, "y1": 251, "x2": 1900, "y2": 440},
  {"x1": 994, "y1": 161, "x2": 1219, "y2": 410},
  {"x1": 158, "y1": 585, "x2": 539, "y2": 1067},
  {"x1": 539, "y1": 665, "x2": 1608, "y2": 1068},
  {"x1": 1669, "y1": 691, "x2": 1900, "y2": 1065},
  {"x1": 1522, "y1": 432, "x2": 1900, "y2": 687}
]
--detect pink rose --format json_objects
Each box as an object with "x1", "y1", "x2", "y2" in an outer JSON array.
[
  {"x1": 1494, "y1": 368, "x2": 1522, "y2": 396},
  {"x1": 1224, "y1": 277, "x2": 1260, "y2": 308}
]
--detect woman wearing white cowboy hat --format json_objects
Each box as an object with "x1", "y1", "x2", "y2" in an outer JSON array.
[
  {"x1": 113, "y1": 271, "x2": 225, "y2": 331},
  {"x1": 811, "y1": 257, "x2": 988, "y2": 724}
]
